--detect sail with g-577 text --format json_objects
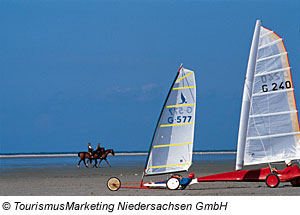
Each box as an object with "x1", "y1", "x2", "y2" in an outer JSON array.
[{"x1": 144, "y1": 66, "x2": 196, "y2": 175}]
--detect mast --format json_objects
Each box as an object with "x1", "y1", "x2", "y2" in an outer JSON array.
[
  {"x1": 236, "y1": 20, "x2": 261, "y2": 170},
  {"x1": 140, "y1": 64, "x2": 183, "y2": 185}
]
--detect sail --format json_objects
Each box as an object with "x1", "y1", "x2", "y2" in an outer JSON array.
[
  {"x1": 236, "y1": 20, "x2": 300, "y2": 169},
  {"x1": 144, "y1": 66, "x2": 196, "y2": 176}
]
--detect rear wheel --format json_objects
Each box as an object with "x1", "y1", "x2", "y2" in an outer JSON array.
[
  {"x1": 265, "y1": 173, "x2": 280, "y2": 188},
  {"x1": 166, "y1": 177, "x2": 180, "y2": 190},
  {"x1": 107, "y1": 177, "x2": 121, "y2": 191},
  {"x1": 290, "y1": 179, "x2": 300, "y2": 187}
]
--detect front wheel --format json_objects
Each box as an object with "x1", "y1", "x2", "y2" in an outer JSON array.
[
  {"x1": 107, "y1": 177, "x2": 121, "y2": 191},
  {"x1": 265, "y1": 173, "x2": 280, "y2": 188},
  {"x1": 166, "y1": 177, "x2": 180, "y2": 190}
]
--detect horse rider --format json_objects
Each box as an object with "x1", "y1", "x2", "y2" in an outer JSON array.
[
  {"x1": 96, "y1": 142, "x2": 101, "y2": 151},
  {"x1": 88, "y1": 142, "x2": 93, "y2": 157}
]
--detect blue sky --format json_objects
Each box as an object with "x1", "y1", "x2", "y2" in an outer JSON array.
[{"x1": 0, "y1": 0, "x2": 299, "y2": 153}]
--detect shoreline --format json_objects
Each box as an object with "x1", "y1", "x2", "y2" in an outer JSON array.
[{"x1": 0, "y1": 151, "x2": 236, "y2": 159}]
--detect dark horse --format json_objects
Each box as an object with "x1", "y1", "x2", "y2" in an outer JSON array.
[
  {"x1": 77, "y1": 148, "x2": 115, "y2": 168},
  {"x1": 97, "y1": 149, "x2": 115, "y2": 168}
]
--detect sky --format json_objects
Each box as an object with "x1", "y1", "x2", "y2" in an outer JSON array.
[{"x1": 0, "y1": 0, "x2": 299, "y2": 153}]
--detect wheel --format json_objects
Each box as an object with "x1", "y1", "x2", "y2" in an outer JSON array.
[
  {"x1": 265, "y1": 173, "x2": 280, "y2": 188},
  {"x1": 166, "y1": 177, "x2": 180, "y2": 190},
  {"x1": 107, "y1": 177, "x2": 121, "y2": 191},
  {"x1": 290, "y1": 179, "x2": 300, "y2": 187}
]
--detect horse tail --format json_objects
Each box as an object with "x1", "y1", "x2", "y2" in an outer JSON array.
[{"x1": 111, "y1": 149, "x2": 115, "y2": 156}]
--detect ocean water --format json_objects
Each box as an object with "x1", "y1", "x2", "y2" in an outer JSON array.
[{"x1": 0, "y1": 154, "x2": 235, "y2": 171}]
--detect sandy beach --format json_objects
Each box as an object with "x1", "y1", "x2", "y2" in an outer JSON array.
[{"x1": 0, "y1": 155, "x2": 299, "y2": 196}]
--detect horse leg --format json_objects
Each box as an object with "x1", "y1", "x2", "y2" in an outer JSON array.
[
  {"x1": 104, "y1": 158, "x2": 111, "y2": 167},
  {"x1": 94, "y1": 159, "x2": 98, "y2": 168},
  {"x1": 89, "y1": 159, "x2": 93, "y2": 168},
  {"x1": 77, "y1": 159, "x2": 82, "y2": 168},
  {"x1": 98, "y1": 158, "x2": 103, "y2": 168},
  {"x1": 85, "y1": 159, "x2": 89, "y2": 168},
  {"x1": 91, "y1": 159, "x2": 95, "y2": 168}
]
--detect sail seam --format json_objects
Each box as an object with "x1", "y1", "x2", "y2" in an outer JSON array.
[
  {"x1": 258, "y1": 38, "x2": 282, "y2": 49},
  {"x1": 247, "y1": 131, "x2": 300, "y2": 140},
  {"x1": 166, "y1": 103, "x2": 195, "y2": 108},
  {"x1": 160, "y1": 122, "x2": 194, "y2": 127},
  {"x1": 152, "y1": 143, "x2": 192, "y2": 148},
  {"x1": 256, "y1": 52, "x2": 287, "y2": 62},
  {"x1": 149, "y1": 163, "x2": 191, "y2": 169},
  {"x1": 255, "y1": 67, "x2": 291, "y2": 77},
  {"x1": 249, "y1": 110, "x2": 298, "y2": 118},
  {"x1": 173, "y1": 86, "x2": 196, "y2": 90},
  {"x1": 176, "y1": 72, "x2": 193, "y2": 82},
  {"x1": 253, "y1": 88, "x2": 294, "y2": 97}
]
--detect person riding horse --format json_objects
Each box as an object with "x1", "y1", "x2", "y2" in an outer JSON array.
[
  {"x1": 78, "y1": 147, "x2": 115, "y2": 168},
  {"x1": 88, "y1": 142, "x2": 93, "y2": 157},
  {"x1": 96, "y1": 142, "x2": 101, "y2": 150}
]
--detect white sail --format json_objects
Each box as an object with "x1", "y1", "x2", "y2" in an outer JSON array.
[
  {"x1": 236, "y1": 20, "x2": 300, "y2": 170},
  {"x1": 144, "y1": 66, "x2": 196, "y2": 175}
]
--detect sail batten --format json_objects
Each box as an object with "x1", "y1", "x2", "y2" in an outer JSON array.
[
  {"x1": 166, "y1": 103, "x2": 196, "y2": 108},
  {"x1": 249, "y1": 110, "x2": 298, "y2": 118},
  {"x1": 258, "y1": 38, "x2": 282, "y2": 49},
  {"x1": 173, "y1": 86, "x2": 196, "y2": 90},
  {"x1": 149, "y1": 163, "x2": 191, "y2": 169},
  {"x1": 246, "y1": 132, "x2": 300, "y2": 140},
  {"x1": 153, "y1": 142, "x2": 193, "y2": 148},
  {"x1": 260, "y1": 31, "x2": 273, "y2": 38},
  {"x1": 255, "y1": 67, "x2": 291, "y2": 77},
  {"x1": 256, "y1": 52, "x2": 287, "y2": 62},
  {"x1": 236, "y1": 20, "x2": 300, "y2": 170},
  {"x1": 144, "y1": 67, "x2": 196, "y2": 176}
]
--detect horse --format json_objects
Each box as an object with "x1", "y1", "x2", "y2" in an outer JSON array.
[
  {"x1": 77, "y1": 148, "x2": 103, "y2": 168},
  {"x1": 77, "y1": 148, "x2": 115, "y2": 168},
  {"x1": 97, "y1": 149, "x2": 115, "y2": 167}
]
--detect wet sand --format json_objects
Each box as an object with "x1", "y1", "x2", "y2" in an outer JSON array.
[{"x1": 0, "y1": 159, "x2": 299, "y2": 196}]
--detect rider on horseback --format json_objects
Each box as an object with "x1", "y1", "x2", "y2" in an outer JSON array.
[
  {"x1": 88, "y1": 142, "x2": 93, "y2": 157},
  {"x1": 96, "y1": 142, "x2": 101, "y2": 151}
]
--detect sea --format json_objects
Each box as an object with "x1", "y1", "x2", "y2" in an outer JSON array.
[{"x1": 0, "y1": 151, "x2": 236, "y2": 171}]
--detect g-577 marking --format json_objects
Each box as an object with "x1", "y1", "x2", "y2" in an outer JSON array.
[{"x1": 168, "y1": 107, "x2": 193, "y2": 115}]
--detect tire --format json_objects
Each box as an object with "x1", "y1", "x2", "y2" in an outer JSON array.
[
  {"x1": 166, "y1": 177, "x2": 180, "y2": 190},
  {"x1": 107, "y1": 177, "x2": 121, "y2": 191},
  {"x1": 290, "y1": 179, "x2": 300, "y2": 187},
  {"x1": 265, "y1": 173, "x2": 280, "y2": 188}
]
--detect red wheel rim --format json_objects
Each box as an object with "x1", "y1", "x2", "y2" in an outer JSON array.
[{"x1": 267, "y1": 174, "x2": 278, "y2": 187}]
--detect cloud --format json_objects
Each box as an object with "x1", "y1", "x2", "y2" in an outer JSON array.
[
  {"x1": 96, "y1": 83, "x2": 160, "y2": 102},
  {"x1": 141, "y1": 83, "x2": 158, "y2": 93}
]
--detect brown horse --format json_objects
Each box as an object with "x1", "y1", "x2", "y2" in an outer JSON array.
[
  {"x1": 77, "y1": 147, "x2": 103, "y2": 168},
  {"x1": 97, "y1": 149, "x2": 115, "y2": 167},
  {"x1": 77, "y1": 148, "x2": 115, "y2": 168}
]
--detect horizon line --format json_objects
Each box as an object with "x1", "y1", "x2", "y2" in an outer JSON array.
[{"x1": 0, "y1": 151, "x2": 237, "y2": 159}]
